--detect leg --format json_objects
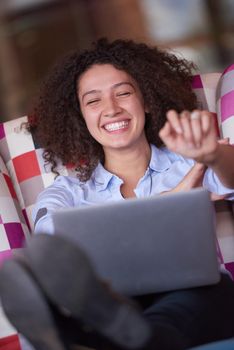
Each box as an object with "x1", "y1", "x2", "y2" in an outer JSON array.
[
  {"x1": 138, "y1": 274, "x2": 234, "y2": 349},
  {"x1": 189, "y1": 338, "x2": 234, "y2": 350}
]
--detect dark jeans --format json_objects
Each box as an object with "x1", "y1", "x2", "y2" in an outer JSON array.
[{"x1": 57, "y1": 273, "x2": 234, "y2": 350}]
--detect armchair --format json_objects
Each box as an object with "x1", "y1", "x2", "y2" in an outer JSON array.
[{"x1": 0, "y1": 64, "x2": 234, "y2": 349}]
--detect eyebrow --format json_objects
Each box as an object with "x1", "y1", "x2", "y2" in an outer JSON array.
[
  {"x1": 81, "y1": 82, "x2": 135, "y2": 101},
  {"x1": 82, "y1": 89, "x2": 100, "y2": 101}
]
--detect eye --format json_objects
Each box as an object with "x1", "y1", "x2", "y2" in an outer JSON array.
[
  {"x1": 117, "y1": 91, "x2": 131, "y2": 97},
  {"x1": 86, "y1": 99, "x2": 100, "y2": 105}
]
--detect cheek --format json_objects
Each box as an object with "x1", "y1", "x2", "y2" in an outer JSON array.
[
  {"x1": 83, "y1": 117, "x2": 100, "y2": 139},
  {"x1": 82, "y1": 110, "x2": 93, "y2": 127},
  {"x1": 84, "y1": 119, "x2": 94, "y2": 133},
  {"x1": 80, "y1": 106, "x2": 100, "y2": 139},
  {"x1": 135, "y1": 102, "x2": 146, "y2": 122},
  {"x1": 131, "y1": 95, "x2": 146, "y2": 114},
  {"x1": 82, "y1": 106, "x2": 98, "y2": 123}
]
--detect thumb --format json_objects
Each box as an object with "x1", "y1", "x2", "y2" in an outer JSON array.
[{"x1": 218, "y1": 137, "x2": 230, "y2": 145}]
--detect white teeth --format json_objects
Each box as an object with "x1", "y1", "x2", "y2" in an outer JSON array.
[{"x1": 104, "y1": 121, "x2": 129, "y2": 132}]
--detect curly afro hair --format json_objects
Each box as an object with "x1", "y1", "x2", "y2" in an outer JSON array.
[{"x1": 28, "y1": 38, "x2": 198, "y2": 181}]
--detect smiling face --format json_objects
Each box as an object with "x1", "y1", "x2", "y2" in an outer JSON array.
[{"x1": 77, "y1": 64, "x2": 149, "y2": 155}]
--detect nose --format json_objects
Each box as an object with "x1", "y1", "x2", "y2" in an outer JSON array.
[{"x1": 103, "y1": 96, "x2": 122, "y2": 118}]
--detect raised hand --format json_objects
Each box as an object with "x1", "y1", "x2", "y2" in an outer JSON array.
[
  {"x1": 159, "y1": 110, "x2": 218, "y2": 165},
  {"x1": 159, "y1": 109, "x2": 234, "y2": 189}
]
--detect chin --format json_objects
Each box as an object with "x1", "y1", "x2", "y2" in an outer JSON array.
[{"x1": 105, "y1": 142, "x2": 136, "y2": 151}]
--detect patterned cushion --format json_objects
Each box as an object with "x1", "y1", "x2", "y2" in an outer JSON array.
[
  {"x1": 0, "y1": 155, "x2": 30, "y2": 348},
  {"x1": 0, "y1": 154, "x2": 29, "y2": 265},
  {"x1": 0, "y1": 334, "x2": 21, "y2": 350},
  {"x1": 0, "y1": 117, "x2": 74, "y2": 232},
  {"x1": 0, "y1": 304, "x2": 19, "y2": 345}
]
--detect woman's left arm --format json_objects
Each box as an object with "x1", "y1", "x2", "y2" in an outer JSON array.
[{"x1": 159, "y1": 109, "x2": 234, "y2": 189}]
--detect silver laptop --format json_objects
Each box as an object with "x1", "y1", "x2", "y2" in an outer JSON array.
[{"x1": 52, "y1": 188, "x2": 220, "y2": 296}]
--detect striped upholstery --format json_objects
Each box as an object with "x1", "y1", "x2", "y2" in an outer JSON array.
[
  {"x1": 215, "y1": 64, "x2": 234, "y2": 277},
  {"x1": 192, "y1": 72, "x2": 221, "y2": 135},
  {"x1": 217, "y1": 64, "x2": 234, "y2": 143},
  {"x1": 0, "y1": 66, "x2": 234, "y2": 349},
  {"x1": 192, "y1": 66, "x2": 234, "y2": 277}
]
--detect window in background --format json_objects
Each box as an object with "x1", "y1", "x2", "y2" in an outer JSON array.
[{"x1": 140, "y1": 0, "x2": 234, "y2": 73}]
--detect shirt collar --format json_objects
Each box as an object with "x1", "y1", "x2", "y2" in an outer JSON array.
[
  {"x1": 149, "y1": 144, "x2": 172, "y2": 172},
  {"x1": 92, "y1": 163, "x2": 117, "y2": 191},
  {"x1": 92, "y1": 144, "x2": 172, "y2": 191}
]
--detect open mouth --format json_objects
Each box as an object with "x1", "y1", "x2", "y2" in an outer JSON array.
[{"x1": 103, "y1": 120, "x2": 129, "y2": 132}]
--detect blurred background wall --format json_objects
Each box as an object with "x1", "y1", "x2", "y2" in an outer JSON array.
[{"x1": 0, "y1": 0, "x2": 233, "y2": 122}]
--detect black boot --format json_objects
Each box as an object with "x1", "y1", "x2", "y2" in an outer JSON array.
[
  {"x1": 0, "y1": 258, "x2": 68, "y2": 350},
  {"x1": 0, "y1": 234, "x2": 151, "y2": 350}
]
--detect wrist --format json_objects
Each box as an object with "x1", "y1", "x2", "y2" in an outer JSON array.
[
  {"x1": 202, "y1": 143, "x2": 221, "y2": 167},
  {"x1": 193, "y1": 142, "x2": 220, "y2": 166}
]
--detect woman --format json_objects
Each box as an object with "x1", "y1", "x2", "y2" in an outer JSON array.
[
  {"x1": 30, "y1": 39, "x2": 233, "y2": 234},
  {"x1": 1, "y1": 38, "x2": 234, "y2": 350}
]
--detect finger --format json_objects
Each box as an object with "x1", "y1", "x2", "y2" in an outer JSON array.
[
  {"x1": 190, "y1": 110, "x2": 202, "y2": 148},
  {"x1": 200, "y1": 112, "x2": 211, "y2": 134},
  {"x1": 159, "y1": 121, "x2": 171, "y2": 138},
  {"x1": 166, "y1": 110, "x2": 183, "y2": 134},
  {"x1": 159, "y1": 121, "x2": 175, "y2": 147},
  {"x1": 180, "y1": 111, "x2": 195, "y2": 148}
]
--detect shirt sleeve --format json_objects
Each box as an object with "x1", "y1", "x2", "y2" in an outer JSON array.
[
  {"x1": 32, "y1": 177, "x2": 75, "y2": 235},
  {"x1": 203, "y1": 168, "x2": 234, "y2": 200}
]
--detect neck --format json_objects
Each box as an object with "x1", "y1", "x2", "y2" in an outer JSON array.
[{"x1": 104, "y1": 141, "x2": 151, "y2": 183}]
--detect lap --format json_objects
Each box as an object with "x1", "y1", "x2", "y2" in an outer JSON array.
[{"x1": 136, "y1": 273, "x2": 234, "y2": 349}]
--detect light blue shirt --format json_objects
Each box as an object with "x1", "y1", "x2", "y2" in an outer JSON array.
[{"x1": 33, "y1": 144, "x2": 234, "y2": 235}]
